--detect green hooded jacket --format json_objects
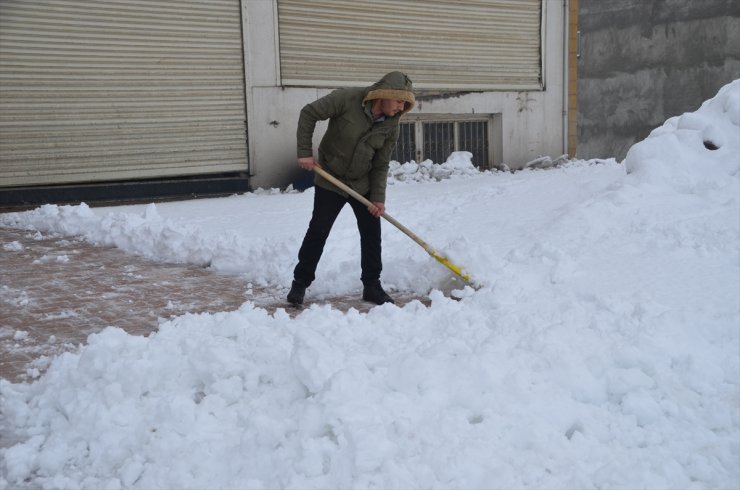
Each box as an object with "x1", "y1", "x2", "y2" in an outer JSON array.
[{"x1": 296, "y1": 71, "x2": 415, "y2": 203}]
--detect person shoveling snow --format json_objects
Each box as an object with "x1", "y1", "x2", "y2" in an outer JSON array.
[{"x1": 287, "y1": 71, "x2": 416, "y2": 307}]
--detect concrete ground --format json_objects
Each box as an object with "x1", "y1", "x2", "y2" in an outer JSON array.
[{"x1": 0, "y1": 226, "x2": 428, "y2": 384}]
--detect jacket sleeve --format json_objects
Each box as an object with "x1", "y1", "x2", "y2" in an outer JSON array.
[
  {"x1": 367, "y1": 126, "x2": 400, "y2": 203},
  {"x1": 296, "y1": 89, "x2": 346, "y2": 159}
]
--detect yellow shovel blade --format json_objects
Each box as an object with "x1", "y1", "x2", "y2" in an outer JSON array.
[{"x1": 431, "y1": 251, "x2": 473, "y2": 284}]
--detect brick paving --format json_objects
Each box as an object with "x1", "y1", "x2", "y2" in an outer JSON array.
[{"x1": 1, "y1": 226, "x2": 428, "y2": 384}]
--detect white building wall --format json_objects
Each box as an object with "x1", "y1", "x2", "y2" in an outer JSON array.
[{"x1": 242, "y1": 0, "x2": 568, "y2": 190}]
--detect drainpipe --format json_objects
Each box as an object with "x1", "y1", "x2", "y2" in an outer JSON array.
[
  {"x1": 562, "y1": 0, "x2": 569, "y2": 156},
  {"x1": 239, "y1": 0, "x2": 254, "y2": 181}
]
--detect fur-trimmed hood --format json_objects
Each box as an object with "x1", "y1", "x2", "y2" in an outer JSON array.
[{"x1": 363, "y1": 71, "x2": 415, "y2": 116}]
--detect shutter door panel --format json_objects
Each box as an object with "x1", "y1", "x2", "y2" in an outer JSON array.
[
  {"x1": 0, "y1": 0, "x2": 247, "y2": 187},
  {"x1": 278, "y1": 0, "x2": 541, "y2": 90}
]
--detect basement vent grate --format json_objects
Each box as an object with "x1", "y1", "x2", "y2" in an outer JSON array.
[{"x1": 392, "y1": 117, "x2": 497, "y2": 168}]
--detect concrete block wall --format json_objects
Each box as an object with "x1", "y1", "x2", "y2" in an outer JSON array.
[{"x1": 576, "y1": 0, "x2": 740, "y2": 160}]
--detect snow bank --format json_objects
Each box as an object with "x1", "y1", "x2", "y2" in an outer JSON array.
[
  {"x1": 2, "y1": 286, "x2": 737, "y2": 489},
  {"x1": 625, "y1": 79, "x2": 740, "y2": 191},
  {"x1": 0, "y1": 200, "x2": 297, "y2": 288},
  {"x1": 1, "y1": 81, "x2": 739, "y2": 489}
]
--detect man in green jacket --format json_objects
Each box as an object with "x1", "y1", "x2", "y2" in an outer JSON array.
[{"x1": 287, "y1": 71, "x2": 416, "y2": 306}]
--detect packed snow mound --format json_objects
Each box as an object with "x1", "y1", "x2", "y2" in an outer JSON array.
[
  {"x1": 625, "y1": 79, "x2": 740, "y2": 190},
  {"x1": 388, "y1": 151, "x2": 483, "y2": 184}
]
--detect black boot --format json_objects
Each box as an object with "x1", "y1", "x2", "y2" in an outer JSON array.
[
  {"x1": 287, "y1": 280, "x2": 307, "y2": 305},
  {"x1": 362, "y1": 281, "x2": 395, "y2": 305}
]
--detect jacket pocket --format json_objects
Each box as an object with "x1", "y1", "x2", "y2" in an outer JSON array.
[
  {"x1": 348, "y1": 128, "x2": 390, "y2": 177},
  {"x1": 365, "y1": 133, "x2": 386, "y2": 150},
  {"x1": 348, "y1": 142, "x2": 374, "y2": 178},
  {"x1": 324, "y1": 155, "x2": 346, "y2": 177}
]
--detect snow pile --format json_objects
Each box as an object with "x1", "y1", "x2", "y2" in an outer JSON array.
[
  {"x1": 388, "y1": 151, "x2": 483, "y2": 183},
  {"x1": 625, "y1": 79, "x2": 740, "y2": 190},
  {"x1": 4, "y1": 286, "x2": 736, "y2": 490},
  {"x1": 1, "y1": 82, "x2": 739, "y2": 489},
  {"x1": 0, "y1": 199, "x2": 298, "y2": 288}
]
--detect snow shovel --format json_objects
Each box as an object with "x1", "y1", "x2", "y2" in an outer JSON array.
[{"x1": 312, "y1": 165, "x2": 477, "y2": 287}]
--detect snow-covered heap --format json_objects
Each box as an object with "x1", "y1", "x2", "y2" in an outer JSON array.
[
  {"x1": 387, "y1": 151, "x2": 483, "y2": 183},
  {"x1": 625, "y1": 79, "x2": 740, "y2": 190}
]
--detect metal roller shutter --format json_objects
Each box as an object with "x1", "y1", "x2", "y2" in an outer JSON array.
[
  {"x1": 0, "y1": 0, "x2": 248, "y2": 187},
  {"x1": 277, "y1": 0, "x2": 542, "y2": 90}
]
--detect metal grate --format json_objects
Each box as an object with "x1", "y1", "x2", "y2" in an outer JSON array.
[
  {"x1": 458, "y1": 120, "x2": 489, "y2": 168},
  {"x1": 423, "y1": 122, "x2": 455, "y2": 165},
  {"x1": 391, "y1": 122, "x2": 416, "y2": 164},
  {"x1": 392, "y1": 118, "x2": 492, "y2": 167}
]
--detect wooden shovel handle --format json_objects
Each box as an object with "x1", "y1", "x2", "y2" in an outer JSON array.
[
  {"x1": 312, "y1": 164, "x2": 475, "y2": 284},
  {"x1": 312, "y1": 165, "x2": 437, "y2": 256}
]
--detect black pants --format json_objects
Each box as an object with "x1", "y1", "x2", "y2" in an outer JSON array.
[{"x1": 293, "y1": 185, "x2": 382, "y2": 286}]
